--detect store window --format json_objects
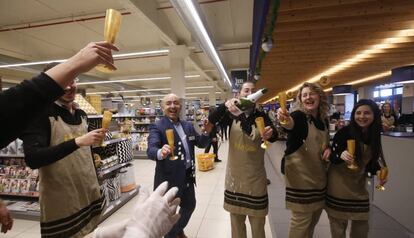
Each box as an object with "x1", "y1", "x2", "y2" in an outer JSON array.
[
  {"x1": 395, "y1": 87, "x2": 403, "y2": 95},
  {"x1": 380, "y1": 88, "x2": 392, "y2": 97}
]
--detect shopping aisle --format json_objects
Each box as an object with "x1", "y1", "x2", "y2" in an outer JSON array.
[{"x1": 5, "y1": 140, "x2": 272, "y2": 238}]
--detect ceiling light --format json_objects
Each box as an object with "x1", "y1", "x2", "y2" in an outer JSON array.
[
  {"x1": 0, "y1": 49, "x2": 169, "y2": 69},
  {"x1": 169, "y1": 0, "x2": 232, "y2": 87},
  {"x1": 77, "y1": 74, "x2": 200, "y2": 85},
  {"x1": 261, "y1": 37, "x2": 273, "y2": 52},
  {"x1": 86, "y1": 85, "x2": 215, "y2": 95},
  {"x1": 114, "y1": 49, "x2": 169, "y2": 59}
]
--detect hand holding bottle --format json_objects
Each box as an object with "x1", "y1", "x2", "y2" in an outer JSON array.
[{"x1": 225, "y1": 98, "x2": 243, "y2": 116}]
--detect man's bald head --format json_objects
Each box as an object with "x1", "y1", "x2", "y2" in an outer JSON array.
[{"x1": 162, "y1": 94, "x2": 182, "y2": 122}]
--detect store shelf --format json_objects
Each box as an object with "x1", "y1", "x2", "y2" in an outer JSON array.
[
  {"x1": 134, "y1": 122, "x2": 152, "y2": 125},
  {"x1": 0, "y1": 154, "x2": 25, "y2": 158},
  {"x1": 133, "y1": 151, "x2": 147, "y2": 159},
  {"x1": 131, "y1": 130, "x2": 149, "y2": 133},
  {"x1": 8, "y1": 209, "x2": 40, "y2": 221},
  {"x1": 94, "y1": 138, "x2": 128, "y2": 148},
  {"x1": 100, "y1": 186, "x2": 140, "y2": 221},
  {"x1": 0, "y1": 192, "x2": 39, "y2": 199},
  {"x1": 97, "y1": 162, "x2": 130, "y2": 179},
  {"x1": 88, "y1": 115, "x2": 161, "y2": 119}
]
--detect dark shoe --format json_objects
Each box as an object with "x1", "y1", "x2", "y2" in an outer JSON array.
[
  {"x1": 214, "y1": 159, "x2": 222, "y2": 162},
  {"x1": 266, "y1": 178, "x2": 271, "y2": 185},
  {"x1": 176, "y1": 233, "x2": 188, "y2": 238}
]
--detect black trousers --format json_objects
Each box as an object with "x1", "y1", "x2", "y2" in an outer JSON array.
[
  {"x1": 204, "y1": 140, "x2": 218, "y2": 159},
  {"x1": 165, "y1": 182, "x2": 196, "y2": 238}
]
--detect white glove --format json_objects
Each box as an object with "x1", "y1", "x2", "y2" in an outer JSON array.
[
  {"x1": 92, "y1": 219, "x2": 128, "y2": 238},
  {"x1": 123, "y1": 182, "x2": 181, "y2": 238}
]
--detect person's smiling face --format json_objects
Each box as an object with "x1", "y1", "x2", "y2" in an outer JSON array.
[
  {"x1": 354, "y1": 105, "x2": 374, "y2": 129},
  {"x1": 162, "y1": 94, "x2": 181, "y2": 122}
]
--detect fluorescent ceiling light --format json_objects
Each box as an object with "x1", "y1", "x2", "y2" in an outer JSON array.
[
  {"x1": 77, "y1": 74, "x2": 200, "y2": 85},
  {"x1": 114, "y1": 49, "x2": 169, "y2": 58},
  {"x1": 110, "y1": 91, "x2": 220, "y2": 99},
  {"x1": 86, "y1": 85, "x2": 214, "y2": 95},
  {"x1": 396, "y1": 80, "x2": 414, "y2": 84},
  {"x1": 0, "y1": 59, "x2": 67, "y2": 68},
  {"x1": 0, "y1": 49, "x2": 169, "y2": 69},
  {"x1": 170, "y1": 0, "x2": 232, "y2": 87}
]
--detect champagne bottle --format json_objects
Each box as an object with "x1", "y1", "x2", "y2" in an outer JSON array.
[{"x1": 236, "y1": 88, "x2": 268, "y2": 111}]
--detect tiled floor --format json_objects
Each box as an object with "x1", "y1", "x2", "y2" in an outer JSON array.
[
  {"x1": 5, "y1": 140, "x2": 414, "y2": 237},
  {"x1": 5, "y1": 140, "x2": 271, "y2": 238}
]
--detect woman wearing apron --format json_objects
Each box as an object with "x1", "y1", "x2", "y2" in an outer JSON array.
[
  {"x1": 208, "y1": 81, "x2": 278, "y2": 238},
  {"x1": 22, "y1": 71, "x2": 106, "y2": 238},
  {"x1": 327, "y1": 99, "x2": 386, "y2": 238},
  {"x1": 277, "y1": 82, "x2": 331, "y2": 238}
]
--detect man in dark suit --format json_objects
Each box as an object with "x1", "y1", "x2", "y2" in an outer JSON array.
[{"x1": 147, "y1": 93, "x2": 210, "y2": 238}]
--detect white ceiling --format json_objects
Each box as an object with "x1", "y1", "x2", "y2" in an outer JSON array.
[{"x1": 0, "y1": 0, "x2": 253, "y2": 101}]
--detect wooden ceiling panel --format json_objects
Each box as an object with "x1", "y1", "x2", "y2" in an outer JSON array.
[{"x1": 258, "y1": 0, "x2": 414, "y2": 102}]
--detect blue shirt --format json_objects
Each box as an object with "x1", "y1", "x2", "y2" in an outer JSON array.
[{"x1": 157, "y1": 120, "x2": 192, "y2": 169}]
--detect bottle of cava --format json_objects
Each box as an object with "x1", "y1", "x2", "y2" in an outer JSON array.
[{"x1": 236, "y1": 88, "x2": 268, "y2": 111}]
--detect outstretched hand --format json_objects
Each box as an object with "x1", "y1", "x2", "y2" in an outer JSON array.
[{"x1": 123, "y1": 182, "x2": 181, "y2": 238}]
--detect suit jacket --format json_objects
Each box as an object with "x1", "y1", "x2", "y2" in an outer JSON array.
[{"x1": 147, "y1": 116, "x2": 210, "y2": 194}]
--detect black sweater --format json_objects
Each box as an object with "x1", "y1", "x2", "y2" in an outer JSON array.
[
  {"x1": 208, "y1": 103, "x2": 278, "y2": 142},
  {"x1": 21, "y1": 103, "x2": 86, "y2": 169},
  {"x1": 330, "y1": 125, "x2": 381, "y2": 175},
  {"x1": 0, "y1": 73, "x2": 64, "y2": 148}
]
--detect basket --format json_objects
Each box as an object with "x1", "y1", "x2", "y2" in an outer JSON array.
[{"x1": 196, "y1": 153, "x2": 215, "y2": 172}]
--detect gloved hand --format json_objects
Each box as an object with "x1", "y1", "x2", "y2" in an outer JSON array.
[
  {"x1": 92, "y1": 219, "x2": 128, "y2": 238},
  {"x1": 92, "y1": 182, "x2": 180, "y2": 238},
  {"x1": 123, "y1": 182, "x2": 181, "y2": 238}
]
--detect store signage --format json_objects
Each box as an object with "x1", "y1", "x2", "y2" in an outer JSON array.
[{"x1": 231, "y1": 70, "x2": 248, "y2": 93}]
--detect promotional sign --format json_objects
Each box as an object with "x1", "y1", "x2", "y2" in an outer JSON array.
[{"x1": 231, "y1": 70, "x2": 248, "y2": 93}]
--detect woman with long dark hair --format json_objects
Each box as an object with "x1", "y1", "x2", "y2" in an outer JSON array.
[
  {"x1": 326, "y1": 99, "x2": 386, "y2": 238},
  {"x1": 277, "y1": 82, "x2": 331, "y2": 238}
]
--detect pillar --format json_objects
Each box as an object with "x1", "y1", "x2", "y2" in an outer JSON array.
[{"x1": 169, "y1": 45, "x2": 189, "y2": 119}]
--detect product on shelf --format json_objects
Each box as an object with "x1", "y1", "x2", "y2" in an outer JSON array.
[
  {"x1": 120, "y1": 164, "x2": 136, "y2": 193},
  {"x1": 74, "y1": 94, "x2": 98, "y2": 115},
  {"x1": 0, "y1": 144, "x2": 40, "y2": 197}
]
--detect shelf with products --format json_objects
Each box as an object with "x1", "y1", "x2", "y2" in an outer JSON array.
[
  {"x1": 0, "y1": 139, "x2": 41, "y2": 220},
  {"x1": 92, "y1": 137, "x2": 139, "y2": 223},
  {"x1": 100, "y1": 187, "x2": 139, "y2": 221},
  {"x1": 87, "y1": 112, "x2": 155, "y2": 160}
]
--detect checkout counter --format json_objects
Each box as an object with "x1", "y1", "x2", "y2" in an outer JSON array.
[{"x1": 373, "y1": 132, "x2": 414, "y2": 233}]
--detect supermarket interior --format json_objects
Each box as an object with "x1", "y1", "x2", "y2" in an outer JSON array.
[{"x1": 1, "y1": 0, "x2": 414, "y2": 238}]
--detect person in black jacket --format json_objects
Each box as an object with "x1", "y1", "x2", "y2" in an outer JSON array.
[
  {"x1": 0, "y1": 42, "x2": 181, "y2": 238},
  {"x1": 0, "y1": 41, "x2": 117, "y2": 235},
  {"x1": 326, "y1": 99, "x2": 386, "y2": 238},
  {"x1": 205, "y1": 108, "x2": 221, "y2": 162},
  {"x1": 21, "y1": 62, "x2": 107, "y2": 238},
  {"x1": 277, "y1": 82, "x2": 331, "y2": 238}
]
